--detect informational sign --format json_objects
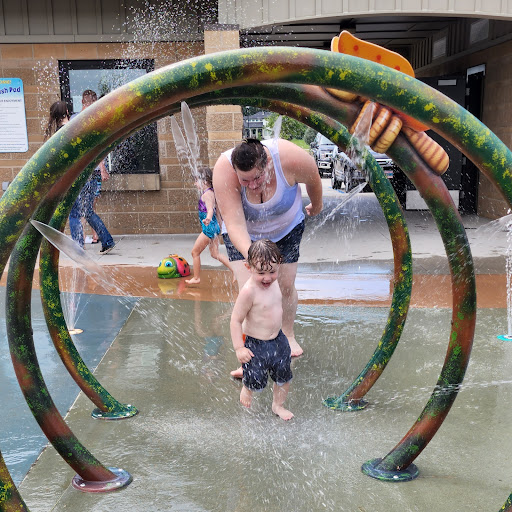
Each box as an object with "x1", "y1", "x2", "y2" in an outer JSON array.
[{"x1": 0, "y1": 78, "x2": 29, "y2": 153}]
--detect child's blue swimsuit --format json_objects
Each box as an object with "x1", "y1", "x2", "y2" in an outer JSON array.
[{"x1": 198, "y1": 188, "x2": 221, "y2": 239}]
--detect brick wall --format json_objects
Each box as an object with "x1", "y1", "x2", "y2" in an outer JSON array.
[
  {"x1": 0, "y1": 40, "x2": 213, "y2": 234},
  {"x1": 204, "y1": 25, "x2": 243, "y2": 167}
]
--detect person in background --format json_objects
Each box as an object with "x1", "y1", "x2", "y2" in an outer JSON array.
[
  {"x1": 43, "y1": 100, "x2": 69, "y2": 141},
  {"x1": 89, "y1": 93, "x2": 110, "y2": 244},
  {"x1": 69, "y1": 90, "x2": 115, "y2": 254},
  {"x1": 89, "y1": 155, "x2": 108, "y2": 244},
  {"x1": 186, "y1": 166, "x2": 233, "y2": 285}
]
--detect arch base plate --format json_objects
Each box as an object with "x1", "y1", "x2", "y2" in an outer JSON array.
[
  {"x1": 322, "y1": 396, "x2": 368, "y2": 411},
  {"x1": 72, "y1": 467, "x2": 132, "y2": 493},
  {"x1": 92, "y1": 405, "x2": 139, "y2": 420},
  {"x1": 361, "y1": 458, "x2": 419, "y2": 482}
]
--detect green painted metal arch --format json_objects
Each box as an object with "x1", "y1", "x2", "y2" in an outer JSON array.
[
  {"x1": 501, "y1": 494, "x2": 512, "y2": 511},
  {"x1": 0, "y1": 46, "x2": 508, "y2": 509},
  {"x1": 5, "y1": 220, "x2": 120, "y2": 484},
  {"x1": 181, "y1": 88, "x2": 475, "y2": 477},
  {"x1": 178, "y1": 87, "x2": 412, "y2": 410},
  {"x1": 38, "y1": 164, "x2": 138, "y2": 418}
]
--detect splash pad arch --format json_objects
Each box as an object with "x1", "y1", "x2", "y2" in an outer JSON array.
[{"x1": 0, "y1": 46, "x2": 511, "y2": 509}]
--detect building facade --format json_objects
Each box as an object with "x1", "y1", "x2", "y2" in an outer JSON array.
[
  {"x1": 0, "y1": 1, "x2": 243, "y2": 235},
  {"x1": 1, "y1": 0, "x2": 512, "y2": 234}
]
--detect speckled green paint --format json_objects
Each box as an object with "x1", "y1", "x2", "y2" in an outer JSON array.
[
  {"x1": 501, "y1": 495, "x2": 512, "y2": 511},
  {"x1": 0, "y1": 450, "x2": 28, "y2": 510},
  {"x1": 0, "y1": 47, "x2": 509, "y2": 506},
  {"x1": 5, "y1": 220, "x2": 116, "y2": 484},
  {"x1": 37, "y1": 163, "x2": 137, "y2": 418}
]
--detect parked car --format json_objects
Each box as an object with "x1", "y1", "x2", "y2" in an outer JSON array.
[
  {"x1": 311, "y1": 133, "x2": 337, "y2": 177},
  {"x1": 331, "y1": 148, "x2": 398, "y2": 192}
]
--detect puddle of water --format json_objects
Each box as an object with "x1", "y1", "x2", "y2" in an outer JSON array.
[
  {"x1": 20, "y1": 300, "x2": 512, "y2": 512},
  {"x1": 0, "y1": 288, "x2": 137, "y2": 484},
  {"x1": 296, "y1": 274, "x2": 391, "y2": 302}
]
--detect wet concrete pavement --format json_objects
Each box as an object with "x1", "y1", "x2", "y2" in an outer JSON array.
[
  {"x1": 18, "y1": 302, "x2": 512, "y2": 512},
  {"x1": 15, "y1": 181, "x2": 512, "y2": 511},
  {"x1": 48, "y1": 181, "x2": 510, "y2": 308}
]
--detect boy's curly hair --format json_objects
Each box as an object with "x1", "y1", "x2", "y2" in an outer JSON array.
[{"x1": 247, "y1": 239, "x2": 282, "y2": 271}]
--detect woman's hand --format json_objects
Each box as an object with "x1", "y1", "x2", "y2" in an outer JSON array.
[
  {"x1": 99, "y1": 161, "x2": 110, "y2": 181},
  {"x1": 305, "y1": 201, "x2": 323, "y2": 216}
]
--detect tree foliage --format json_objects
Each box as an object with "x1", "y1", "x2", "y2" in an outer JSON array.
[
  {"x1": 303, "y1": 127, "x2": 318, "y2": 145},
  {"x1": 266, "y1": 113, "x2": 307, "y2": 140}
]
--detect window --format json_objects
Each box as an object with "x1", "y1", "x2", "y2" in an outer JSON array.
[
  {"x1": 470, "y1": 19, "x2": 489, "y2": 45},
  {"x1": 432, "y1": 36, "x2": 447, "y2": 60},
  {"x1": 59, "y1": 59, "x2": 159, "y2": 175}
]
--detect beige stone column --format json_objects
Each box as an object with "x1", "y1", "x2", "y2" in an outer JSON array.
[{"x1": 204, "y1": 24, "x2": 243, "y2": 167}]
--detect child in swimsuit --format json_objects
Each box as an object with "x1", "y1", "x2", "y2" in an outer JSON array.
[
  {"x1": 230, "y1": 239, "x2": 293, "y2": 421},
  {"x1": 186, "y1": 167, "x2": 233, "y2": 285}
]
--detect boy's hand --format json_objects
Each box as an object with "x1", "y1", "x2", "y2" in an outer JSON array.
[{"x1": 235, "y1": 347, "x2": 254, "y2": 364}]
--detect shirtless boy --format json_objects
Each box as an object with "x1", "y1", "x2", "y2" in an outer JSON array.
[{"x1": 230, "y1": 239, "x2": 293, "y2": 421}]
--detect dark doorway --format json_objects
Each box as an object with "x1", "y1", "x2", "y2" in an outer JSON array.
[
  {"x1": 419, "y1": 75, "x2": 466, "y2": 210},
  {"x1": 58, "y1": 59, "x2": 159, "y2": 176},
  {"x1": 460, "y1": 70, "x2": 485, "y2": 214}
]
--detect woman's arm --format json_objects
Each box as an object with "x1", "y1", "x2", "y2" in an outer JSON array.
[
  {"x1": 279, "y1": 139, "x2": 323, "y2": 216},
  {"x1": 212, "y1": 154, "x2": 252, "y2": 258}
]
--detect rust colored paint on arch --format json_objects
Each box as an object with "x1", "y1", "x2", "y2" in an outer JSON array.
[{"x1": 0, "y1": 47, "x2": 510, "y2": 508}]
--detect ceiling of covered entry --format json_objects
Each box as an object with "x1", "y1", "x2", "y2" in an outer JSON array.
[{"x1": 240, "y1": 15, "x2": 460, "y2": 54}]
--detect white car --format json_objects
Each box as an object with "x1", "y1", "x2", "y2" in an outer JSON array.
[
  {"x1": 331, "y1": 148, "x2": 397, "y2": 191},
  {"x1": 311, "y1": 134, "x2": 337, "y2": 177}
]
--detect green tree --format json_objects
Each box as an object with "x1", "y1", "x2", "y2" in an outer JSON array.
[
  {"x1": 266, "y1": 113, "x2": 307, "y2": 140},
  {"x1": 303, "y1": 127, "x2": 318, "y2": 145}
]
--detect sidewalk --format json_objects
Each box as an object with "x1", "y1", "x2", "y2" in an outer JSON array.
[
  {"x1": 17, "y1": 181, "x2": 512, "y2": 512},
  {"x1": 79, "y1": 181, "x2": 509, "y2": 273}
]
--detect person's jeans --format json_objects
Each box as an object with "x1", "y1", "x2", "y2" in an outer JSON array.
[{"x1": 69, "y1": 178, "x2": 114, "y2": 249}]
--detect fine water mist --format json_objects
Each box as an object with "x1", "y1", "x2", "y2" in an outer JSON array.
[
  {"x1": 305, "y1": 104, "x2": 376, "y2": 241},
  {"x1": 475, "y1": 214, "x2": 512, "y2": 339},
  {"x1": 170, "y1": 101, "x2": 203, "y2": 184}
]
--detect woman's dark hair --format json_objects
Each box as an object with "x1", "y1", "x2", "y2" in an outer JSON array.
[
  {"x1": 198, "y1": 166, "x2": 213, "y2": 187},
  {"x1": 247, "y1": 239, "x2": 282, "y2": 271},
  {"x1": 231, "y1": 139, "x2": 267, "y2": 172},
  {"x1": 44, "y1": 100, "x2": 68, "y2": 141}
]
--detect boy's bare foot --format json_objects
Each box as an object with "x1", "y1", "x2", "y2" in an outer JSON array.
[
  {"x1": 230, "y1": 366, "x2": 243, "y2": 379},
  {"x1": 240, "y1": 386, "x2": 252, "y2": 408},
  {"x1": 272, "y1": 404, "x2": 294, "y2": 421},
  {"x1": 185, "y1": 277, "x2": 200, "y2": 284},
  {"x1": 288, "y1": 336, "x2": 303, "y2": 357}
]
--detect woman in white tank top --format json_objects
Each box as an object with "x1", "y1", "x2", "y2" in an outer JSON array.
[{"x1": 213, "y1": 138, "x2": 323, "y2": 374}]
